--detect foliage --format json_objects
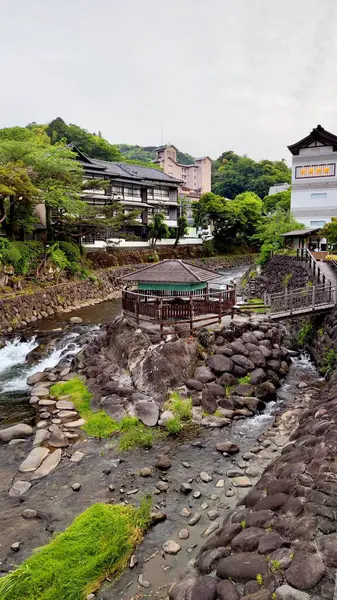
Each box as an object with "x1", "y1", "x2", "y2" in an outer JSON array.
[
  {"x1": 46, "y1": 117, "x2": 123, "y2": 162},
  {"x1": 263, "y1": 189, "x2": 291, "y2": 214},
  {"x1": 256, "y1": 574, "x2": 264, "y2": 586},
  {"x1": 0, "y1": 498, "x2": 152, "y2": 600},
  {"x1": 238, "y1": 375, "x2": 251, "y2": 385},
  {"x1": 282, "y1": 273, "x2": 293, "y2": 287},
  {"x1": 253, "y1": 209, "x2": 305, "y2": 261},
  {"x1": 167, "y1": 391, "x2": 193, "y2": 421},
  {"x1": 297, "y1": 322, "x2": 314, "y2": 347},
  {"x1": 212, "y1": 150, "x2": 291, "y2": 199},
  {"x1": 46, "y1": 242, "x2": 86, "y2": 275},
  {"x1": 0, "y1": 239, "x2": 44, "y2": 274},
  {"x1": 50, "y1": 378, "x2": 118, "y2": 438},
  {"x1": 193, "y1": 191, "x2": 263, "y2": 252},
  {"x1": 165, "y1": 416, "x2": 182, "y2": 435},
  {"x1": 320, "y1": 218, "x2": 337, "y2": 250},
  {"x1": 148, "y1": 213, "x2": 169, "y2": 248},
  {"x1": 118, "y1": 144, "x2": 195, "y2": 165},
  {"x1": 323, "y1": 348, "x2": 337, "y2": 373}
]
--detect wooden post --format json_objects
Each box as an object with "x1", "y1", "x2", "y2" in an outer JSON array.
[
  {"x1": 289, "y1": 290, "x2": 293, "y2": 316},
  {"x1": 189, "y1": 296, "x2": 194, "y2": 335},
  {"x1": 312, "y1": 285, "x2": 316, "y2": 310},
  {"x1": 159, "y1": 298, "x2": 163, "y2": 339},
  {"x1": 218, "y1": 292, "x2": 223, "y2": 323},
  {"x1": 135, "y1": 294, "x2": 140, "y2": 325}
]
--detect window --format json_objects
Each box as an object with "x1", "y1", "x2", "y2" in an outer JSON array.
[
  {"x1": 153, "y1": 187, "x2": 169, "y2": 199},
  {"x1": 310, "y1": 220, "x2": 326, "y2": 227},
  {"x1": 123, "y1": 186, "x2": 141, "y2": 198},
  {"x1": 310, "y1": 192, "x2": 327, "y2": 200},
  {"x1": 295, "y1": 163, "x2": 335, "y2": 179}
]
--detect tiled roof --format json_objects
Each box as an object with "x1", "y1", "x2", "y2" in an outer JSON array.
[
  {"x1": 119, "y1": 259, "x2": 219, "y2": 283},
  {"x1": 91, "y1": 158, "x2": 182, "y2": 184}
]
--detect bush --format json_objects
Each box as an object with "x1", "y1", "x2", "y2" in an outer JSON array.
[
  {"x1": 297, "y1": 322, "x2": 313, "y2": 347},
  {"x1": 165, "y1": 416, "x2": 182, "y2": 435},
  {"x1": 0, "y1": 239, "x2": 44, "y2": 275},
  {"x1": 257, "y1": 243, "x2": 274, "y2": 265}
]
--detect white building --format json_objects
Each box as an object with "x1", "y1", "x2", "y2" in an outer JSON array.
[
  {"x1": 288, "y1": 125, "x2": 337, "y2": 228},
  {"x1": 268, "y1": 182, "x2": 290, "y2": 195}
]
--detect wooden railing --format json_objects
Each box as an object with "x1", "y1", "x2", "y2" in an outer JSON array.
[
  {"x1": 267, "y1": 282, "x2": 336, "y2": 316},
  {"x1": 122, "y1": 286, "x2": 236, "y2": 336},
  {"x1": 296, "y1": 248, "x2": 326, "y2": 284}
]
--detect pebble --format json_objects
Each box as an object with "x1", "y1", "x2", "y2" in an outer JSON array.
[
  {"x1": 180, "y1": 507, "x2": 191, "y2": 517},
  {"x1": 215, "y1": 479, "x2": 225, "y2": 488},
  {"x1": 22, "y1": 509, "x2": 37, "y2": 519},
  {"x1": 156, "y1": 481, "x2": 169, "y2": 492},
  {"x1": 226, "y1": 468, "x2": 244, "y2": 477},
  {"x1": 202, "y1": 522, "x2": 219, "y2": 537},
  {"x1": 210, "y1": 494, "x2": 218, "y2": 501},
  {"x1": 64, "y1": 418, "x2": 86, "y2": 428},
  {"x1": 231, "y1": 476, "x2": 252, "y2": 487},
  {"x1": 162, "y1": 540, "x2": 181, "y2": 555},
  {"x1": 56, "y1": 400, "x2": 75, "y2": 410},
  {"x1": 193, "y1": 491, "x2": 202, "y2": 499},
  {"x1": 129, "y1": 554, "x2": 138, "y2": 568},
  {"x1": 31, "y1": 449, "x2": 62, "y2": 480},
  {"x1": 11, "y1": 542, "x2": 21, "y2": 552},
  {"x1": 70, "y1": 451, "x2": 85, "y2": 463},
  {"x1": 245, "y1": 466, "x2": 260, "y2": 477},
  {"x1": 156, "y1": 454, "x2": 172, "y2": 470},
  {"x1": 36, "y1": 421, "x2": 48, "y2": 429},
  {"x1": 57, "y1": 410, "x2": 78, "y2": 418},
  {"x1": 242, "y1": 452, "x2": 255, "y2": 460},
  {"x1": 87, "y1": 595, "x2": 95, "y2": 600},
  {"x1": 8, "y1": 439, "x2": 26, "y2": 445},
  {"x1": 207, "y1": 510, "x2": 219, "y2": 521},
  {"x1": 226, "y1": 489, "x2": 235, "y2": 497},
  {"x1": 29, "y1": 396, "x2": 39, "y2": 405},
  {"x1": 138, "y1": 574, "x2": 150, "y2": 588},
  {"x1": 181, "y1": 482, "x2": 193, "y2": 494},
  {"x1": 38, "y1": 399, "x2": 56, "y2": 405},
  {"x1": 109, "y1": 485, "x2": 115, "y2": 492},
  {"x1": 19, "y1": 447, "x2": 49, "y2": 472},
  {"x1": 40, "y1": 412, "x2": 51, "y2": 419},
  {"x1": 71, "y1": 483, "x2": 81, "y2": 491},
  {"x1": 51, "y1": 419, "x2": 62, "y2": 425},
  {"x1": 126, "y1": 488, "x2": 139, "y2": 495},
  {"x1": 200, "y1": 471, "x2": 213, "y2": 483},
  {"x1": 140, "y1": 467, "x2": 152, "y2": 477},
  {"x1": 188, "y1": 513, "x2": 201, "y2": 526},
  {"x1": 201, "y1": 502, "x2": 209, "y2": 510},
  {"x1": 182, "y1": 462, "x2": 191, "y2": 468},
  {"x1": 178, "y1": 528, "x2": 190, "y2": 539},
  {"x1": 9, "y1": 480, "x2": 31, "y2": 497},
  {"x1": 237, "y1": 460, "x2": 247, "y2": 469}
]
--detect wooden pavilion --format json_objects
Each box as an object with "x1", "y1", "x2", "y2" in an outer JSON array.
[{"x1": 119, "y1": 259, "x2": 236, "y2": 336}]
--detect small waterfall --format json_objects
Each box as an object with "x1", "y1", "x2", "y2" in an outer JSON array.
[{"x1": 0, "y1": 333, "x2": 81, "y2": 393}]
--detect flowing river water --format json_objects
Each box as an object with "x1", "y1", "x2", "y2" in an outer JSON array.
[{"x1": 0, "y1": 265, "x2": 322, "y2": 599}]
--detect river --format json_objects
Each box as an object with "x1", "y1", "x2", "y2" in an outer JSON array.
[{"x1": 0, "y1": 266, "x2": 247, "y2": 429}]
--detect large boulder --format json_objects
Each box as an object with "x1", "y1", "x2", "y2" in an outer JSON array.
[
  {"x1": 230, "y1": 341, "x2": 249, "y2": 356},
  {"x1": 232, "y1": 355, "x2": 255, "y2": 371},
  {"x1": 258, "y1": 345, "x2": 272, "y2": 359},
  {"x1": 285, "y1": 551, "x2": 325, "y2": 590},
  {"x1": 233, "y1": 383, "x2": 254, "y2": 397},
  {"x1": 27, "y1": 372, "x2": 46, "y2": 386},
  {"x1": 206, "y1": 355, "x2": 233, "y2": 374},
  {"x1": 201, "y1": 389, "x2": 217, "y2": 414},
  {"x1": 218, "y1": 373, "x2": 237, "y2": 387},
  {"x1": 131, "y1": 401, "x2": 159, "y2": 426},
  {"x1": 255, "y1": 381, "x2": 276, "y2": 400},
  {"x1": 250, "y1": 368, "x2": 267, "y2": 385},
  {"x1": 206, "y1": 383, "x2": 226, "y2": 397},
  {"x1": 186, "y1": 379, "x2": 204, "y2": 391},
  {"x1": 216, "y1": 553, "x2": 269, "y2": 582},
  {"x1": 248, "y1": 351, "x2": 266, "y2": 368},
  {"x1": 0, "y1": 424, "x2": 33, "y2": 442},
  {"x1": 195, "y1": 366, "x2": 217, "y2": 384}
]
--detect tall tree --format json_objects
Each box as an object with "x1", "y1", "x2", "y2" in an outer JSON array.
[
  {"x1": 148, "y1": 213, "x2": 169, "y2": 248},
  {"x1": 263, "y1": 189, "x2": 291, "y2": 214},
  {"x1": 212, "y1": 151, "x2": 291, "y2": 199}
]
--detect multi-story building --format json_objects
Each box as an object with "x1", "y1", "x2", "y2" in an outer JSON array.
[
  {"x1": 74, "y1": 148, "x2": 181, "y2": 242},
  {"x1": 154, "y1": 145, "x2": 212, "y2": 226},
  {"x1": 288, "y1": 125, "x2": 337, "y2": 228}
]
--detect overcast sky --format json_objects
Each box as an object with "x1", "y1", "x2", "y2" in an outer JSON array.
[{"x1": 1, "y1": 0, "x2": 337, "y2": 162}]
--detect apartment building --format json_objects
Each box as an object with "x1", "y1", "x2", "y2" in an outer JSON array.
[
  {"x1": 154, "y1": 145, "x2": 212, "y2": 225},
  {"x1": 74, "y1": 148, "x2": 181, "y2": 242},
  {"x1": 288, "y1": 125, "x2": 337, "y2": 228}
]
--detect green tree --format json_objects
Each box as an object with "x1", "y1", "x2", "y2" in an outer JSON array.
[
  {"x1": 193, "y1": 191, "x2": 263, "y2": 252},
  {"x1": 212, "y1": 151, "x2": 291, "y2": 199},
  {"x1": 253, "y1": 209, "x2": 305, "y2": 262},
  {"x1": 263, "y1": 189, "x2": 291, "y2": 214},
  {"x1": 320, "y1": 218, "x2": 337, "y2": 250},
  {"x1": 148, "y1": 213, "x2": 169, "y2": 248},
  {"x1": 0, "y1": 162, "x2": 41, "y2": 239}
]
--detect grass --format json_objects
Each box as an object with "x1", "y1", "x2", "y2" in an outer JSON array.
[
  {"x1": 238, "y1": 375, "x2": 251, "y2": 385},
  {"x1": 51, "y1": 378, "x2": 119, "y2": 438},
  {"x1": 167, "y1": 391, "x2": 193, "y2": 420},
  {"x1": 165, "y1": 416, "x2": 182, "y2": 434},
  {"x1": 0, "y1": 498, "x2": 152, "y2": 600},
  {"x1": 50, "y1": 379, "x2": 159, "y2": 449},
  {"x1": 246, "y1": 297, "x2": 266, "y2": 314}
]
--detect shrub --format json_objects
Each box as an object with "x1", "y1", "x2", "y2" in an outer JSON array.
[
  {"x1": 118, "y1": 419, "x2": 155, "y2": 451},
  {"x1": 297, "y1": 322, "x2": 313, "y2": 347},
  {"x1": 0, "y1": 498, "x2": 152, "y2": 600},
  {"x1": 257, "y1": 243, "x2": 273, "y2": 264}
]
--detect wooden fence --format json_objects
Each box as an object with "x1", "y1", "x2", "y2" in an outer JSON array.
[{"x1": 122, "y1": 286, "x2": 236, "y2": 336}]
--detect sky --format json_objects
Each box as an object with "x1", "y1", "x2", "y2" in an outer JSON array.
[{"x1": 1, "y1": 0, "x2": 337, "y2": 162}]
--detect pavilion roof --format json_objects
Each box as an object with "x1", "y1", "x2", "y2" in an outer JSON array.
[
  {"x1": 119, "y1": 259, "x2": 219, "y2": 284},
  {"x1": 281, "y1": 227, "x2": 321, "y2": 237},
  {"x1": 288, "y1": 124, "x2": 337, "y2": 155}
]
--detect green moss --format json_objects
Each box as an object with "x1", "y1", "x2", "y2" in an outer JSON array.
[
  {"x1": 240, "y1": 520, "x2": 246, "y2": 529},
  {"x1": 256, "y1": 574, "x2": 263, "y2": 586},
  {"x1": 297, "y1": 322, "x2": 313, "y2": 347},
  {"x1": 270, "y1": 559, "x2": 282, "y2": 573},
  {"x1": 51, "y1": 378, "x2": 118, "y2": 438},
  {"x1": 214, "y1": 409, "x2": 223, "y2": 417},
  {"x1": 0, "y1": 499, "x2": 152, "y2": 600},
  {"x1": 117, "y1": 417, "x2": 156, "y2": 451}
]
